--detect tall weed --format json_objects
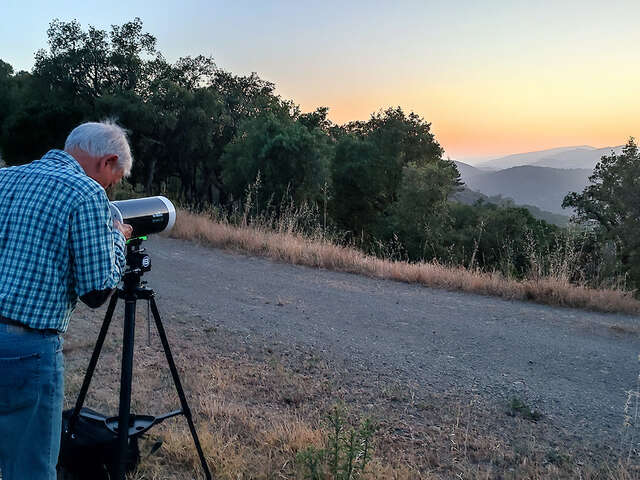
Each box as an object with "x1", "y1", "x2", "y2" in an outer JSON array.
[{"x1": 296, "y1": 406, "x2": 376, "y2": 480}]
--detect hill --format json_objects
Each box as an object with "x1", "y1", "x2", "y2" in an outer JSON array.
[
  {"x1": 461, "y1": 165, "x2": 591, "y2": 215},
  {"x1": 475, "y1": 146, "x2": 592, "y2": 170},
  {"x1": 450, "y1": 187, "x2": 570, "y2": 226},
  {"x1": 530, "y1": 145, "x2": 623, "y2": 169},
  {"x1": 453, "y1": 160, "x2": 483, "y2": 179},
  {"x1": 474, "y1": 145, "x2": 624, "y2": 171}
]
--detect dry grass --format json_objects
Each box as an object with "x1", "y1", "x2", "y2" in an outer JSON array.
[
  {"x1": 169, "y1": 210, "x2": 640, "y2": 316},
  {"x1": 63, "y1": 306, "x2": 639, "y2": 479}
]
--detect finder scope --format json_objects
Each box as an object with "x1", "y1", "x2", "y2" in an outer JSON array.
[{"x1": 109, "y1": 196, "x2": 176, "y2": 238}]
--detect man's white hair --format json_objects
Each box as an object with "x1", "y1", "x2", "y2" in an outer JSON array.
[{"x1": 64, "y1": 120, "x2": 133, "y2": 176}]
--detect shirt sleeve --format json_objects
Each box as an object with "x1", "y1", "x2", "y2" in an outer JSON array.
[{"x1": 69, "y1": 191, "x2": 126, "y2": 297}]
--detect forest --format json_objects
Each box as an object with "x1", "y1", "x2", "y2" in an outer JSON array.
[{"x1": 1, "y1": 19, "x2": 638, "y2": 291}]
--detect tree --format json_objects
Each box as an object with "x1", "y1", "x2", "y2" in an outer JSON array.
[
  {"x1": 33, "y1": 18, "x2": 162, "y2": 99},
  {"x1": 563, "y1": 138, "x2": 640, "y2": 287},
  {"x1": 221, "y1": 112, "x2": 332, "y2": 207},
  {"x1": 344, "y1": 107, "x2": 448, "y2": 204},
  {"x1": 1, "y1": 17, "x2": 292, "y2": 205},
  {"x1": 0, "y1": 60, "x2": 16, "y2": 163},
  {"x1": 0, "y1": 60, "x2": 14, "y2": 127},
  {"x1": 1, "y1": 18, "x2": 169, "y2": 166},
  {"x1": 331, "y1": 107, "x2": 459, "y2": 240},
  {"x1": 388, "y1": 162, "x2": 461, "y2": 259},
  {"x1": 0, "y1": 66, "x2": 87, "y2": 165},
  {"x1": 201, "y1": 70, "x2": 287, "y2": 204},
  {"x1": 297, "y1": 106, "x2": 333, "y2": 132},
  {"x1": 331, "y1": 135, "x2": 385, "y2": 234}
]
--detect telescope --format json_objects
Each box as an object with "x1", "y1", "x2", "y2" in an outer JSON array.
[{"x1": 109, "y1": 196, "x2": 176, "y2": 237}]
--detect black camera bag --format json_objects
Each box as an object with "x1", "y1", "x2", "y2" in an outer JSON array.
[{"x1": 58, "y1": 408, "x2": 140, "y2": 479}]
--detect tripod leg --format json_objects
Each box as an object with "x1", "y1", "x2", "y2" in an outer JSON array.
[
  {"x1": 67, "y1": 292, "x2": 119, "y2": 432},
  {"x1": 115, "y1": 297, "x2": 137, "y2": 480},
  {"x1": 150, "y1": 297, "x2": 212, "y2": 480}
]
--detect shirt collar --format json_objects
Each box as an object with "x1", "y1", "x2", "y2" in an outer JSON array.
[{"x1": 43, "y1": 149, "x2": 86, "y2": 176}]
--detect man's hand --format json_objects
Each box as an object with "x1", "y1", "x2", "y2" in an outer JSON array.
[{"x1": 114, "y1": 220, "x2": 133, "y2": 240}]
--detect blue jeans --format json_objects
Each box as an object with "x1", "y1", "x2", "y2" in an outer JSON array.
[{"x1": 0, "y1": 324, "x2": 64, "y2": 480}]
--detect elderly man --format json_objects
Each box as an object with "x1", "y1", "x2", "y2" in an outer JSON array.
[{"x1": 0, "y1": 121, "x2": 133, "y2": 479}]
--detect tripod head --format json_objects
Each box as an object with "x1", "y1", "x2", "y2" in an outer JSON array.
[
  {"x1": 126, "y1": 237, "x2": 151, "y2": 272},
  {"x1": 122, "y1": 237, "x2": 152, "y2": 292}
]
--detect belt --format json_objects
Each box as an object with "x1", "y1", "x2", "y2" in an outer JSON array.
[{"x1": 0, "y1": 315, "x2": 59, "y2": 335}]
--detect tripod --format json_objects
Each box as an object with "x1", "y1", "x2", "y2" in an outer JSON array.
[{"x1": 65, "y1": 238, "x2": 212, "y2": 480}]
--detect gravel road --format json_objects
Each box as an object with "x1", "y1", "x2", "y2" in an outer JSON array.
[{"x1": 144, "y1": 235, "x2": 640, "y2": 452}]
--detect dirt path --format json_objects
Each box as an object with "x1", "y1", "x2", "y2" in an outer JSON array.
[{"x1": 144, "y1": 236, "x2": 640, "y2": 454}]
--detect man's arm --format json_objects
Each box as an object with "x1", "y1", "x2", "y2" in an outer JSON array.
[
  {"x1": 77, "y1": 220, "x2": 132, "y2": 308},
  {"x1": 80, "y1": 289, "x2": 114, "y2": 308},
  {"x1": 70, "y1": 192, "x2": 129, "y2": 308}
]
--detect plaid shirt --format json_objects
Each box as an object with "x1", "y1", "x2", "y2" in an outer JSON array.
[{"x1": 0, "y1": 149, "x2": 126, "y2": 332}]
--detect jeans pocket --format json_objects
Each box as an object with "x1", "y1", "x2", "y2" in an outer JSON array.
[{"x1": 0, "y1": 353, "x2": 41, "y2": 413}]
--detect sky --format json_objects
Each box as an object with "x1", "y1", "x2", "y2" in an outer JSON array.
[{"x1": 2, "y1": 0, "x2": 639, "y2": 162}]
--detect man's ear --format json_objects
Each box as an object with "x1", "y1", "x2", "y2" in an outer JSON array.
[{"x1": 104, "y1": 154, "x2": 119, "y2": 170}]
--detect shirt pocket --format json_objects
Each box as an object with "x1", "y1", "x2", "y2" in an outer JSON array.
[{"x1": 0, "y1": 352, "x2": 41, "y2": 413}]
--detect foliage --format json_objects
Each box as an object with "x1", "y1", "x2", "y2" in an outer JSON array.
[
  {"x1": 33, "y1": 18, "x2": 161, "y2": 98},
  {"x1": 385, "y1": 193, "x2": 559, "y2": 278},
  {"x1": 330, "y1": 134, "x2": 385, "y2": 235},
  {"x1": 508, "y1": 397, "x2": 542, "y2": 422},
  {"x1": 296, "y1": 406, "x2": 376, "y2": 480},
  {"x1": 452, "y1": 189, "x2": 571, "y2": 226},
  {"x1": 563, "y1": 138, "x2": 640, "y2": 287},
  {"x1": 447, "y1": 202, "x2": 558, "y2": 276},
  {"x1": 0, "y1": 60, "x2": 15, "y2": 136},
  {"x1": 387, "y1": 161, "x2": 461, "y2": 260},
  {"x1": 0, "y1": 18, "x2": 293, "y2": 207},
  {"x1": 221, "y1": 110, "x2": 332, "y2": 207},
  {"x1": 331, "y1": 107, "x2": 458, "y2": 240},
  {"x1": 0, "y1": 17, "x2": 631, "y2": 288}
]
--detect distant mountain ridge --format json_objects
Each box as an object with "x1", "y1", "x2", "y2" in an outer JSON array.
[
  {"x1": 475, "y1": 145, "x2": 622, "y2": 170},
  {"x1": 529, "y1": 146, "x2": 623, "y2": 169},
  {"x1": 453, "y1": 160, "x2": 483, "y2": 180},
  {"x1": 462, "y1": 165, "x2": 591, "y2": 215},
  {"x1": 452, "y1": 144, "x2": 625, "y2": 217},
  {"x1": 450, "y1": 186, "x2": 570, "y2": 226}
]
